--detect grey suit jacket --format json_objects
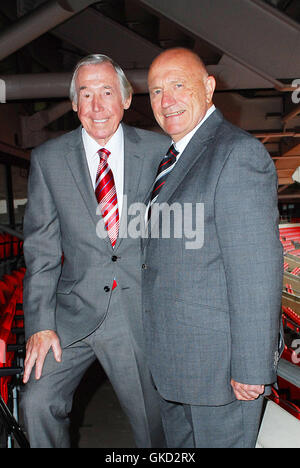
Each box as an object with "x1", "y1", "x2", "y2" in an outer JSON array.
[
  {"x1": 142, "y1": 109, "x2": 284, "y2": 406},
  {"x1": 23, "y1": 124, "x2": 170, "y2": 348}
]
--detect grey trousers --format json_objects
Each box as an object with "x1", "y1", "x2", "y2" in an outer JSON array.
[
  {"x1": 20, "y1": 296, "x2": 165, "y2": 448},
  {"x1": 158, "y1": 394, "x2": 265, "y2": 448}
]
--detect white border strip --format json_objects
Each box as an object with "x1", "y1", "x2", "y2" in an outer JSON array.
[
  {"x1": 280, "y1": 223, "x2": 300, "y2": 228},
  {"x1": 0, "y1": 79, "x2": 6, "y2": 103}
]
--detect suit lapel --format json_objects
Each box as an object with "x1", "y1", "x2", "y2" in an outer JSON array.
[
  {"x1": 157, "y1": 110, "x2": 223, "y2": 205},
  {"x1": 64, "y1": 126, "x2": 113, "y2": 249},
  {"x1": 146, "y1": 109, "x2": 223, "y2": 242},
  {"x1": 64, "y1": 125, "x2": 145, "y2": 251},
  {"x1": 113, "y1": 124, "x2": 143, "y2": 250},
  {"x1": 64, "y1": 127, "x2": 98, "y2": 223},
  {"x1": 122, "y1": 124, "x2": 143, "y2": 210}
]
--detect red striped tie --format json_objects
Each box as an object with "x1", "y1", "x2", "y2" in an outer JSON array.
[{"x1": 95, "y1": 148, "x2": 120, "y2": 248}]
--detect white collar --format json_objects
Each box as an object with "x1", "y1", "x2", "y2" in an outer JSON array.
[
  {"x1": 82, "y1": 124, "x2": 124, "y2": 159},
  {"x1": 174, "y1": 105, "x2": 216, "y2": 156}
]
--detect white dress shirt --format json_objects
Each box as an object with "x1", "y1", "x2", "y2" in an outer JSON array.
[
  {"x1": 82, "y1": 125, "x2": 125, "y2": 218},
  {"x1": 174, "y1": 105, "x2": 216, "y2": 159},
  {"x1": 145, "y1": 106, "x2": 216, "y2": 223}
]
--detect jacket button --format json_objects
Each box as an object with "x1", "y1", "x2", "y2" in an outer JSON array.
[
  {"x1": 142, "y1": 264, "x2": 148, "y2": 270},
  {"x1": 104, "y1": 286, "x2": 110, "y2": 292},
  {"x1": 111, "y1": 255, "x2": 118, "y2": 262}
]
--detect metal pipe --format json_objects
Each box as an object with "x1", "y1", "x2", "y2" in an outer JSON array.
[
  {"x1": 0, "y1": 73, "x2": 72, "y2": 102},
  {"x1": 1, "y1": 65, "x2": 297, "y2": 102},
  {"x1": 0, "y1": 0, "x2": 97, "y2": 61},
  {"x1": 0, "y1": 70, "x2": 149, "y2": 102}
]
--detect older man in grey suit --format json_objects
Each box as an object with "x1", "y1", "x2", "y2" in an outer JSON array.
[
  {"x1": 142, "y1": 48, "x2": 283, "y2": 448},
  {"x1": 21, "y1": 54, "x2": 169, "y2": 448}
]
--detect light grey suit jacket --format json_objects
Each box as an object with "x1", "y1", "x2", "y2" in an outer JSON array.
[
  {"x1": 23, "y1": 124, "x2": 170, "y2": 349},
  {"x1": 142, "y1": 109, "x2": 284, "y2": 406}
]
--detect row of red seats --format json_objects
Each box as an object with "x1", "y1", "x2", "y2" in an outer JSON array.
[
  {"x1": 0, "y1": 233, "x2": 23, "y2": 261},
  {"x1": 281, "y1": 242, "x2": 300, "y2": 257},
  {"x1": 278, "y1": 304, "x2": 300, "y2": 420},
  {"x1": 290, "y1": 267, "x2": 300, "y2": 276},
  {"x1": 280, "y1": 226, "x2": 300, "y2": 238},
  {"x1": 0, "y1": 268, "x2": 25, "y2": 404},
  {"x1": 280, "y1": 226, "x2": 300, "y2": 257},
  {"x1": 282, "y1": 306, "x2": 300, "y2": 331}
]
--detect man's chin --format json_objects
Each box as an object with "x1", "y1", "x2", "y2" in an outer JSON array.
[
  {"x1": 159, "y1": 121, "x2": 188, "y2": 141},
  {"x1": 87, "y1": 129, "x2": 114, "y2": 146}
]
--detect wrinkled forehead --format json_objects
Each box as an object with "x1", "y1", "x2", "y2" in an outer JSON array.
[
  {"x1": 149, "y1": 60, "x2": 206, "y2": 91},
  {"x1": 76, "y1": 62, "x2": 119, "y2": 88}
]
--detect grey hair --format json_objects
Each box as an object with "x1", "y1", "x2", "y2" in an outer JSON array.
[{"x1": 69, "y1": 54, "x2": 133, "y2": 105}]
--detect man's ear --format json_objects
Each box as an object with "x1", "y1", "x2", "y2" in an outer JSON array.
[
  {"x1": 205, "y1": 76, "x2": 216, "y2": 104},
  {"x1": 72, "y1": 101, "x2": 78, "y2": 112},
  {"x1": 123, "y1": 94, "x2": 132, "y2": 110}
]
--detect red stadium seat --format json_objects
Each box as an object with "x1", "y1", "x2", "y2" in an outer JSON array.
[{"x1": 0, "y1": 268, "x2": 26, "y2": 405}]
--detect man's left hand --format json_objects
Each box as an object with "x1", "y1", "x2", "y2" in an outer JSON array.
[{"x1": 231, "y1": 379, "x2": 264, "y2": 401}]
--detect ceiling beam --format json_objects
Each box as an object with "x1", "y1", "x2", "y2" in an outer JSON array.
[
  {"x1": 278, "y1": 193, "x2": 300, "y2": 199},
  {"x1": 254, "y1": 132, "x2": 300, "y2": 139},
  {"x1": 282, "y1": 104, "x2": 300, "y2": 125},
  {"x1": 52, "y1": 7, "x2": 162, "y2": 69},
  {"x1": 278, "y1": 177, "x2": 294, "y2": 185},
  {"x1": 0, "y1": 141, "x2": 30, "y2": 162},
  {"x1": 138, "y1": 0, "x2": 300, "y2": 89},
  {"x1": 0, "y1": 0, "x2": 98, "y2": 61}
]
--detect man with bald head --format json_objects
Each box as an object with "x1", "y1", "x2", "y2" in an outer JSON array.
[{"x1": 142, "y1": 48, "x2": 283, "y2": 448}]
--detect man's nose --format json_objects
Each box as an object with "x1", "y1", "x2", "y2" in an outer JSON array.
[
  {"x1": 92, "y1": 96, "x2": 104, "y2": 112},
  {"x1": 161, "y1": 91, "x2": 176, "y2": 108}
]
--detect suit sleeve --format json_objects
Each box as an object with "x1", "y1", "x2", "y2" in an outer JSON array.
[
  {"x1": 23, "y1": 149, "x2": 62, "y2": 340},
  {"x1": 215, "y1": 137, "x2": 283, "y2": 385}
]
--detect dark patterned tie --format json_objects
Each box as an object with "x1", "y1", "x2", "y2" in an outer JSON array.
[
  {"x1": 95, "y1": 148, "x2": 119, "y2": 248},
  {"x1": 147, "y1": 144, "x2": 179, "y2": 221}
]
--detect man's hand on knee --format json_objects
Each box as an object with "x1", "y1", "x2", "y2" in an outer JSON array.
[{"x1": 23, "y1": 330, "x2": 62, "y2": 384}]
